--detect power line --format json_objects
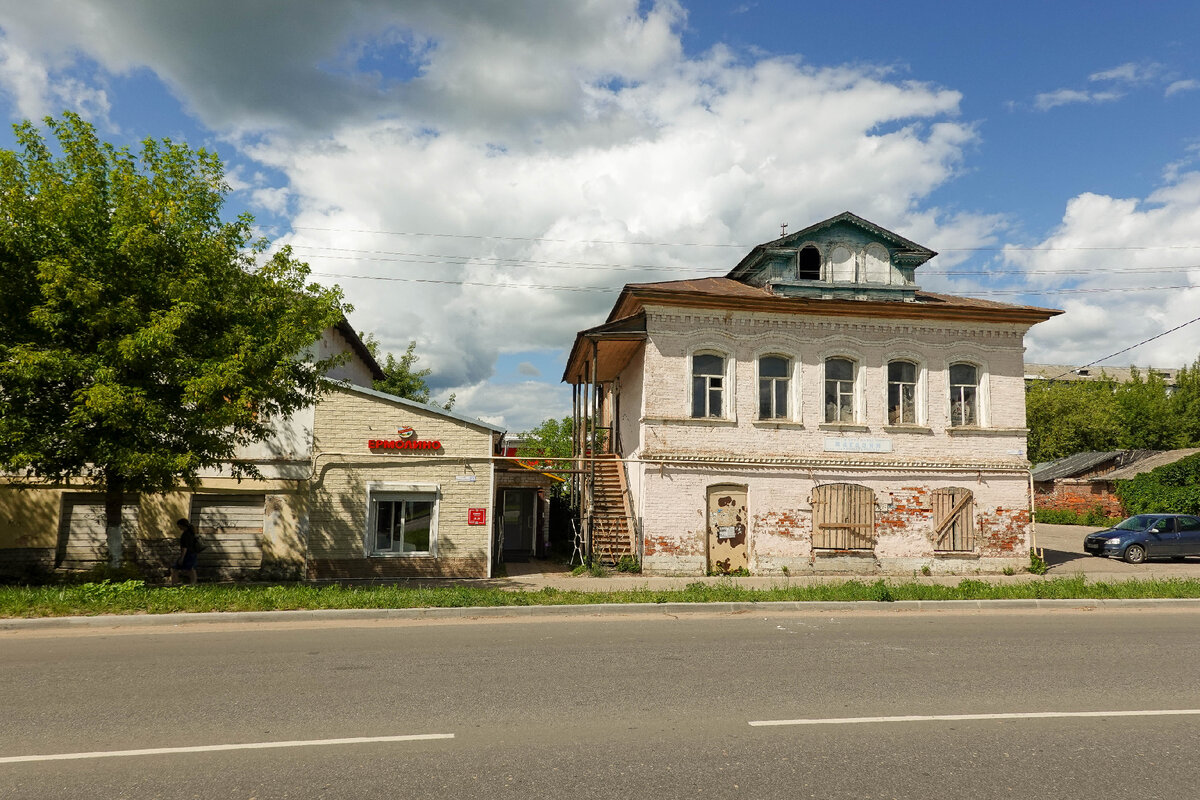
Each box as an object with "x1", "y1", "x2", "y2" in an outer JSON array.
[
  {"x1": 1048, "y1": 313, "x2": 1200, "y2": 380},
  {"x1": 287, "y1": 244, "x2": 1200, "y2": 278},
  {"x1": 309, "y1": 270, "x2": 1197, "y2": 298},
  {"x1": 290, "y1": 225, "x2": 1200, "y2": 254}
]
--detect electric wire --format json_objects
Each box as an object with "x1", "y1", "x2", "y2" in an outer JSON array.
[
  {"x1": 1046, "y1": 313, "x2": 1200, "y2": 380},
  {"x1": 290, "y1": 224, "x2": 1200, "y2": 253}
]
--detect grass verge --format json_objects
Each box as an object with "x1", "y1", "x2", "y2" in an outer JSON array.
[{"x1": 3, "y1": 575, "x2": 1200, "y2": 618}]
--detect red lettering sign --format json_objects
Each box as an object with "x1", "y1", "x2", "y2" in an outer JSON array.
[
  {"x1": 368, "y1": 439, "x2": 443, "y2": 451},
  {"x1": 468, "y1": 508, "x2": 486, "y2": 526}
]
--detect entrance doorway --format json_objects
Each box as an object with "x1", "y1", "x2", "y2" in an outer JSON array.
[
  {"x1": 706, "y1": 484, "x2": 748, "y2": 574},
  {"x1": 502, "y1": 489, "x2": 537, "y2": 562}
]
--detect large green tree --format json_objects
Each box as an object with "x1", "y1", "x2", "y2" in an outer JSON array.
[
  {"x1": 0, "y1": 113, "x2": 346, "y2": 566},
  {"x1": 1025, "y1": 377, "x2": 1122, "y2": 464}
]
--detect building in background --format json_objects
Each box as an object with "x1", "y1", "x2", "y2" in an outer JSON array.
[{"x1": 0, "y1": 322, "x2": 511, "y2": 581}]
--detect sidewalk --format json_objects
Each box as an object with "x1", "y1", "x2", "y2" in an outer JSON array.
[{"x1": 443, "y1": 524, "x2": 1200, "y2": 593}]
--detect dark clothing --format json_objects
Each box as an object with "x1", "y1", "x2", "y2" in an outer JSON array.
[{"x1": 175, "y1": 526, "x2": 199, "y2": 570}]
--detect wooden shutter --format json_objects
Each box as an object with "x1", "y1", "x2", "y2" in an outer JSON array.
[
  {"x1": 811, "y1": 483, "x2": 875, "y2": 550},
  {"x1": 931, "y1": 488, "x2": 975, "y2": 551}
]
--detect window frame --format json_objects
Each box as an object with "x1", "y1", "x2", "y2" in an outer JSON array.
[
  {"x1": 823, "y1": 355, "x2": 859, "y2": 424},
  {"x1": 688, "y1": 346, "x2": 733, "y2": 420},
  {"x1": 797, "y1": 243, "x2": 822, "y2": 281},
  {"x1": 886, "y1": 357, "x2": 923, "y2": 426},
  {"x1": 947, "y1": 359, "x2": 985, "y2": 428},
  {"x1": 364, "y1": 483, "x2": 440, "y2": 558},
  {"x1": 756, "y1": 352, "x2": 795, "y2": 421}
]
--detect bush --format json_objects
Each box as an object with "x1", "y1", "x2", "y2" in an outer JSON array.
[
  {"x1": 1034, "y1": 507, "x2": 1121, "y2": 527},
  {"x1": 1116, "y1": 453, "x2": 1200, "y2": 515}
]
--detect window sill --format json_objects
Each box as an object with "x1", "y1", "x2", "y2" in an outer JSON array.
[
  {"x1": 932, "y1": 551, "x2": 980, "y2": 559},
  {"x1": 368, "y1": 552, "x2": 437, "y2": 559},
  {"x1": 751, "y1": 420, "x2": 805, "y2": 430},
  {"x1": 946, "y1": 427, "x2": 1028, "y2": 436},
  {"x1": 818, "y1": 423, "x2": 870, "y2": 432},
  {"x1": 643, "y1": 416, "x2": 739, "y2": 427},
  {"x1": 883, "y1": 425, "x2": 933, "y2": 435},
  {"x1": 812, "y1": 549, "x2": 875, "y2": 557}
]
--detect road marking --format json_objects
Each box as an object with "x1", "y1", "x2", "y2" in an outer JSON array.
[
  {"x1": 749, "y1": 709, "x2": 1200, "y2": 727},
  {"x1": 0, "y1": 733, "x2": 455, "y2": 764}
]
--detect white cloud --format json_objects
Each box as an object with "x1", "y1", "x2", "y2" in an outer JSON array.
[
  {"x1": 1166, "y1": 79, "x2": 1200, "y2": 97},
  {"x1": 0, "y1": 33, "x2": 109, "y2": 123},
  {"x1": 1006, "y1": 172, "x2": 1200, "y2": 369},
  {"x1": 1089, "y1": 62, "x2": 1161, "y2": 84},
  {"x1": 517, "y1": 362, "x2": 542, "y2": 377},
  {"x1": 1033, "y1": 88, "x2": 1121, "y2": 111},
  {"x1": 0, "y1": 1, "x2": 1003, "y2": 429}
]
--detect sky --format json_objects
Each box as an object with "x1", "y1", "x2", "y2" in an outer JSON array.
[{"x1": 1, "y1": 0, "x2": 1199, "y2": 433}]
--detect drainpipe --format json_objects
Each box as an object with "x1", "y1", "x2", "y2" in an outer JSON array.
[{"x1": 1028, "y1": 468, "x2": 1041, "y2": 560}]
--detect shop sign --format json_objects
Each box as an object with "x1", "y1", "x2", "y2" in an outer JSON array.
[
  {"x1": 823, "y1": 437, "x2": 893, "y2": 453},
  {"x1": 468, "y1": 508, "x2": 487, "y2": 525},
  {"x1": 369, "y1": 427, "x2": 442, "y2": 451}
]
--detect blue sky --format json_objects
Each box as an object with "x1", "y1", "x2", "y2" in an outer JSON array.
[{"x1": 1, "y1": 1, "x2": 1199, "y2": 432}]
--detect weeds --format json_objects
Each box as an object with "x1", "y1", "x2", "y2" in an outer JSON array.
[
  {"x1": 1028, "y1": 551, "x2": 1049, "y2": 575},
  {"x1": 6, "y1": 575, "x2": 1200, "y2": 619}
]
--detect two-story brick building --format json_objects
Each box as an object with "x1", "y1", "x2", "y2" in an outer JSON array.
[{"x1": 564, "y1": 212, "x2": 1060, "y2": 575}]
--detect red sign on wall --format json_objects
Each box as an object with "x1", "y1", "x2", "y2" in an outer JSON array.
[{"x1": 468, "y1": 508, "x2": 487, "y2": 526}]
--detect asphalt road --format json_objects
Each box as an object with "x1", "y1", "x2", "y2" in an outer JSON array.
[{"x1": 3, "y1": 607, "x2": 1200, "y2": 799}]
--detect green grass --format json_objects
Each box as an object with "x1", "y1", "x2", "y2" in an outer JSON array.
[{"x1": 3, "y1": 575, "x2": 1200, "y2": 618}]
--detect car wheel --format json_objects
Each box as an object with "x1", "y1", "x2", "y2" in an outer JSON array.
[{"x1": 1123, "y1": 544, "x2": 1147, "y2": 564}]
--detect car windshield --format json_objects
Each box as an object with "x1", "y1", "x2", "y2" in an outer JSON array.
[{"x1": 1114, "y1": 515, "x2": 1158, "y2": 531}]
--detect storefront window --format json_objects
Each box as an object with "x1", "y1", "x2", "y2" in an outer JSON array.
[{"x1": 370, "y1": 491, "x2": 437, "y2": 555}]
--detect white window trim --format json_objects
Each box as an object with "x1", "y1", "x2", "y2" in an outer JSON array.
[
  {"x1": 885, "y1": 354, "x2": 926, "y2": 427},
  {"x1": 686, "y1": 345, "x2": 735, "y2": 421},
  {"x1": 795, "y1": 241, "x2": 823, "y2": 281},
  {"x1": 946, "y1": 357, "x2": 989, "y2": 428},
  {"x1": 820, "y1": 353, "x2": 861, "y2": 424},
  {"x1": 364, "y1": 482, "x2": 441, "y2": 558},
  {"x1": 754, "y1": 349, "x2": 799, "y2": 422}
]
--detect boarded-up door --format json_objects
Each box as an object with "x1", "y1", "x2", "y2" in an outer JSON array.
[
  {"x1": 56, "y1": 494, "x2": 139, "y2": 570},
  {"x1": 190, "y1": 494, "x2": 265, "y2": 574},
  {"x1": 811, "y1": 483, "x2": 875, "y2": 550},
  {"x1": 931, "y1": 488, "x2": 975, "y2": 551},
  {"x1": 707, "y1": 485, "x2": 748, "y2": 573}
]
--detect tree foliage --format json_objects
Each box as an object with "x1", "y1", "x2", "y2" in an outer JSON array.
[
  {"x1": 516, "y1": 416, "x2": 575, "y2": 461},
  {"x1": 0, "y1": 113, "x2": 346, "y2": 564},
  {"x1": 361, "y1": 335, "x2": 454, "y2": 409},
  {"x1": 1026, "y1": 357, "x2": 1200, "y2": 464}
]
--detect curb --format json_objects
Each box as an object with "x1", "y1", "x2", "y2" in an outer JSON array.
[{"x1": 5, "y1": 597, "x2": 1200, "y2": 630}]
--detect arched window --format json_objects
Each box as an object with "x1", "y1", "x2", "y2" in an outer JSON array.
[
  {"x1": 692, "y1": 353, "x2": 726, "y2": 418},
  {"x1": 887, "y1": 360, "x2": 918, "y2": 425},
  {"x1": 798, "y1": 245, "x2": 821, "y2": 280},
  {"x1": 949, "y1": 363, "x2": 979, "y2": 426},
  {"x1": 824, "y1": 357, "x2": 856, "y2": 423},
  {"x1": 758, "y1": 355, "x2": 790, "y2": 419}
]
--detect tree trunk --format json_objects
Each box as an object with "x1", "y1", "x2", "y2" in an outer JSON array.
[{"x1": 104, "y1": 474, "x2": 125, "y2": 568}]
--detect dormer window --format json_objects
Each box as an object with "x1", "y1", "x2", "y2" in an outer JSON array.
[{"x1": 798, "y1": 245, "x2": 821, "y2": 281}]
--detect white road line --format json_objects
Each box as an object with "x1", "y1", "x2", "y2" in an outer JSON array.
[
  {"x1": 0, "y1": 733, "x2": 455, "y2": 765},
  {"x1": 749, "y1": 709, "x2": 1200, "y2": 727}
]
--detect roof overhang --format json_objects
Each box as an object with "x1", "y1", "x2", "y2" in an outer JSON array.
[
  {"x1": 607, "y1": 285, "x2": 1062, "y2": 327},
  {"x1": 562, "y1": 313, "x2": 648, "y2": 385}
]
